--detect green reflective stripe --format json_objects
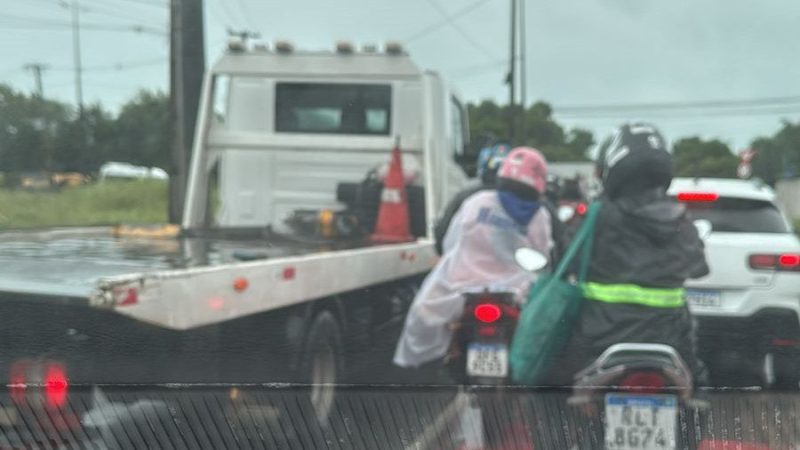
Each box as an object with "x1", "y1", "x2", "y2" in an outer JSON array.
[{"x1": 582, "y1": 283, "x2": 685, "y2": 308}]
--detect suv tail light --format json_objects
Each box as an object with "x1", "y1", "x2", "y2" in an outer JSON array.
[
  {"x1": 619, "y1": 371, "x2": 666, "y2": 394},
  {"x1": 749, "y1": 253, "x2": 800, "y2": 272},
  {"x1": 474, "y1": 303, "x2": 502, "y2": 323}
]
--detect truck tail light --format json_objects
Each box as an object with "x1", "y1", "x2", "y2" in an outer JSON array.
[
  {"x1": 749, "y1": 253, "x2": 800, "y2": 272},
  {"x1": 677, "y1": 192, "x2": 719, "y2": 202}
]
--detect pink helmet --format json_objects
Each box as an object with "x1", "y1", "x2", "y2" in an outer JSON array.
[{"x1": 497, "y1": 147, "x2": 548, "y2": 194}]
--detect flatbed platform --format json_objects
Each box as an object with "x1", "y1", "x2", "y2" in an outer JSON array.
[{"x1": 0, "y1": 226, "x2": 436, "y2": 329}]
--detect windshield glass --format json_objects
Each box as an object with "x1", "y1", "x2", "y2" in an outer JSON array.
[{"x1": 2, "y1": 0, "x2": 800, "y2": 447}]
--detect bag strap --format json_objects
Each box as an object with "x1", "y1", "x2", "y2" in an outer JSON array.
[
  {"x1": 577, "y1": 202, "x2": 601, "y2": 282},
  {"x1": 551, "y1": 202, "x2": 602, "y2": 282}
]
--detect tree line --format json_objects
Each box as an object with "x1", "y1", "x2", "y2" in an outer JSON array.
[{"x1": 0, "y1": 83, "x2": 796, "y2": 186}]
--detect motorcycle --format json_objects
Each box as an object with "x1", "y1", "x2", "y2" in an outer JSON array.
[
  {"x1": 568, "y1": 343, "x2": 706, "y2": 450},
  {"x1": 447, "y1": 250, "x2": 549, "y2": 385},
  {"x1": 447, "y1": 291, "x2": 519, "y2": 385}
]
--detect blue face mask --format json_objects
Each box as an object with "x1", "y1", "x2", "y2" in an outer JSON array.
[{"x1": 498, "y1": 190, "x2": 541, "y2": 227}]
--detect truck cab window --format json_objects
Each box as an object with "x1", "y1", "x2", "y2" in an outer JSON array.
[
  {"x1": 275, "y1": 83, "x2": 391, "y2": 135},
  {"x1": 450, "y1": 98, "x2": 467, "y2": 157},
  {"x1": 212, "y1": 75, "x2": 231, "y2": 126}
]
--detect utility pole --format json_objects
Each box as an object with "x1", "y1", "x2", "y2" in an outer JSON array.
[
  {"x1": 70, "y1": 0, "x2": 84, "y2": 113},
  {"x1": 518, "y1": 0, "x2": 527, "y2": 143},
  {"x1": 507, "y1": 0, "x2": 517, "y2": 143},
  {"x1": 169, "y1": 0, "x2": 206, "y2": 223},
  {"x1": 24, "y1": 63, "x2": 49, "y2": 98}
]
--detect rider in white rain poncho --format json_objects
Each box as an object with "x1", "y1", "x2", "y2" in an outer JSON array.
[{"x1": 394, "y1": 147, "x2": 553, "y2": 368}]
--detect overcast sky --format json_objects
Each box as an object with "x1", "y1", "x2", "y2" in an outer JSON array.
[{"x1": 3, "y1": 0, "x2": 800, "y2": 150}]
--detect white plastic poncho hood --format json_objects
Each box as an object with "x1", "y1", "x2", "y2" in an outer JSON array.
[{"x1": 394, "y1": 190, "x2": 553, "y2": 368}]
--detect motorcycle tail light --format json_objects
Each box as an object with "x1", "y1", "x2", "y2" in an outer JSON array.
[
  {"x1": 619, "y1": 371, "x2": 666, "y2": 394},
  {"x1": 473, "y1": 303, "x2": 502, "y2": 323}
]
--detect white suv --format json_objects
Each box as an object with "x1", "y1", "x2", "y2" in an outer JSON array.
[{"x1": 667, "y1": 178, "x2": 800, "y2": 388}]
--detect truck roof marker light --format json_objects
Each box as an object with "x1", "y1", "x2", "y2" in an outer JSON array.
[
  {"x1": 385, "y1": 42, "x2": 404, "y2": 55},
  {"x1": 118, "y1": 288, "x2": 138, "y2": 306},
  {"x1": 275, "y1": 40, "x2": 293, "y2": 54},
  {"x1": 677, "y1": 192, "x2": 719, "y2": 202},
  {"x1": 227, "y1": 39, "x2": 246, "y2": 53},
  {"x1": 336, "y1": 41, "x2": 354, "y2": 54},
  {"x1": 233, "y1": 277, "x2": 249, "y2": 292}
]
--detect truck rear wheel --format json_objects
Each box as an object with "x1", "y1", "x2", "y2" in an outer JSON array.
[
  {"x1": 773, "y1": 352, "x2": 800, "y2": 391},
  {"x1": 300, "y1": 311, "x2": 343, "y2": 424}
]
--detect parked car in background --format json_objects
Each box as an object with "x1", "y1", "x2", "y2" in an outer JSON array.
[{"x1": 99, "y1": 161, "x2": 169, "y2": 181}]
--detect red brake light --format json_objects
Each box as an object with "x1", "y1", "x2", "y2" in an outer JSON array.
[
  {"x1": 576, "y1": 203, "x2": 588, "y2": 216},
  {"x1": 677, "y1": 192, "x2": 719, "y2": 202},
  {"x1": 779, "y1": 254, "x2": 800, "y2": 268},
  {"x1": 619, "y1": 371, "x2": 666, "y2": 394},
  {"x1": 750, "y1": 254, "x2": 800, "y2": 271},
  {"x1": 44, "y1": 364, "x2": 68, "y2": 408},
  {"x1": 474, "y1": 303, "x2": 502, "y2": 323}
]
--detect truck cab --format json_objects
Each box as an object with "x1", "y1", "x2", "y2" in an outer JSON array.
[{"x1": 183, "y1": 42, "x2": 472, "y2": 235}]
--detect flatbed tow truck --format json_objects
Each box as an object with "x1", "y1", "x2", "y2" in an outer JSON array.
[{"x1": 0, "y1": 41, "x2": 472, "y2": 401}]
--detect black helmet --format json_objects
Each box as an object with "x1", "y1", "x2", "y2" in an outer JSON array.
[{"x1": 597, "y1": 122, "x2": 673, "y2": 199}]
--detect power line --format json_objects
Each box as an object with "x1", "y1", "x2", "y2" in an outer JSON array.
[
  {"x1": 87, "y1": 0, "x2": 168, "y2": 9},
  {"x1": 231, "y1": 0, "x2": 255, "y2": 30},
  {"x1": 403, "y1": 0, "x2": 491, "y2": 43},
  {"x1": 213, "y1": 0, "x2": 244, "y2": 27},
  {"x1": 49, "y1": 58, "x2": 166, "y2": 72},
  {"x1": 556, "y1": 106, "x2": 800, "y2": 120},
  {"x1": 0, "y1": 20, "x2": 167, "y2": 36},
  {"x1": 555, "y1": 96, "x2": 800, "y2": 114},
  {"x1": 422, "y1": 0, "x2": 499, "y2": 60}
]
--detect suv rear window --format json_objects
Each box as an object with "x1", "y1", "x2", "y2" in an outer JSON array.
[
  {"x1": 275, "y1": 83, "x2": 391, "y2": 135},
  {"x1": 682, "y1": 197, "x2": 790, "y2": 234}
]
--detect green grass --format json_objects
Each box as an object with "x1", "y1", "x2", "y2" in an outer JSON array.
[{"x1": 0, "y1": 180, "x2": 168, "y2": 229}]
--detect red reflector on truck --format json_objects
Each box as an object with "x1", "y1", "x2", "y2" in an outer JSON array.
[
  {"x1": 677, "y1": 192, "x2": 719, "y2": 202},
  {"x1": 474, "y1": 303, "x2": 502, "y2": 323},
  {"x1": 117, "y1": 288, "x2": 138, "y2": 306}
]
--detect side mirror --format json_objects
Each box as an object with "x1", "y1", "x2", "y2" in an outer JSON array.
[
  {"x1": 515, "y1": 248, "x2": 548, "y2": 272},
  {"x1": 693, "y1": 219, "x2": 712, "y2": 241},
  {"x1": 558, "y1": 205, "x2": 576, "y2": 223}
]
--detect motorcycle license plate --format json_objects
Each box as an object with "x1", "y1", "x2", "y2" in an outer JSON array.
[
  {"x1": 605, "y1": 394, "x2": 677, "y2": 450},
  {"x1": 466, "y1": 343, "x2": 508, "y2": 378}
]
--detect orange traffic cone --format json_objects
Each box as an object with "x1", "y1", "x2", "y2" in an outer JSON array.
[{"x1": 371, "y1": 143, "x2": 413, "y2": 243}]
